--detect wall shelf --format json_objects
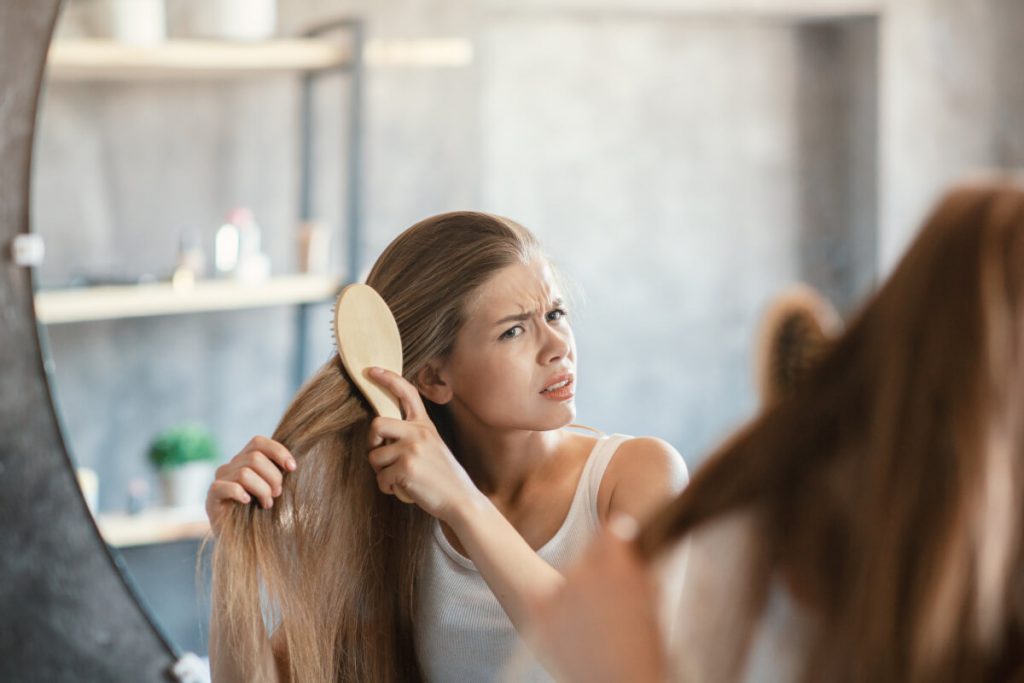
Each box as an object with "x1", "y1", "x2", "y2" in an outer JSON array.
[
  {"x1": 35, "y1": 274, "x2": 345, "y2": 324},
  {"x1": 97, "y1": 506, "x2": 210, "y2": 548},
  {"x1": 35, "y1": 20, "x2": 363, "y2": 560},
  {"x1": 47, "y1": 38, "x2": 353, "y2": 80}
]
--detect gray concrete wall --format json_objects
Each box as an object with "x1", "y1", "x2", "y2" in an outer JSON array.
[
  {"x1": 878, "y1": 0, "x2": 1024, "y2": 273},
  {"x1": 35, "y1": 0, "x2": 882, "y2": 514},
  {"x1": 479, "y1": 13, "x2": 876, "y2": 458}
]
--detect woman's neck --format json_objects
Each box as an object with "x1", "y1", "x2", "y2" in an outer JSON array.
[{"x1": 452, "y1": 421, "x2": 566, "y2": 501}]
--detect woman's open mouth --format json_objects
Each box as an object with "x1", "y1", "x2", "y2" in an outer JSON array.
[{"x1": 540, "y1": 375, "x2": 575, "y2": 400}]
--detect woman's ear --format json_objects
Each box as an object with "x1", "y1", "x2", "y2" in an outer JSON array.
[{"x1": 414, "y1": 361, "x2": 453, "y2": 405}]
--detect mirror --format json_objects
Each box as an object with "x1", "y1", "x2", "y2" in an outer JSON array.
[
  {"x1": 0, "y1": 1, "x2": 185, "y2": 680},
  {"x1": 24, "y1": 1, "x2": 880, "y2": 671},
  {"x1": 6, "y1": 0, "x2": 1022, "y2": 679}
]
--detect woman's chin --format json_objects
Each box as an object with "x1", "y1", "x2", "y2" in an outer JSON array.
[
  {"x1": 484, "y1": 401, "x2": 576, "y2": 432},
  {"x1": 538, "y1": 403, "x2": 577, "y2": 430}
]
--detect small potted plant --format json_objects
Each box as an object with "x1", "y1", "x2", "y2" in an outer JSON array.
[{"x1": 148, "y1": 424, "x2": 218, "y2": 508}]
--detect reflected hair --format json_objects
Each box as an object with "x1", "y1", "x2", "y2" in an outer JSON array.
[
  {"x1": 209, "y1": 211, "x2": 542, "y2": 682},
  {"x1": 640, "y1": 181, "x2": 1024, "y2": 681}
]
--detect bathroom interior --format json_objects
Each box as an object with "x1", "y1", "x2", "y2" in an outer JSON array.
[{"x1": 2, "y1": 0, "x2": 1023, "y2": 680}]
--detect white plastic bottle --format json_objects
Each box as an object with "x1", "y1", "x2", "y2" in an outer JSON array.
[
  {"x1": 231, "y1": 208, "x2": 271, "y2": 283},
  {"x1": 214, "y1": 213, "x2": 240, "y2": 276}
]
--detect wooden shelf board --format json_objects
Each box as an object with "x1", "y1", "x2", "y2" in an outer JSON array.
[
  {"x1": 47, "y1": 38, "x2": 352, "y2": 80},
  {"x1": 97, "y1": 506, "x2": 210, "y2": 548},
  {"x1": 35, "y1": 273, "x2": 344, "y2": 324}
]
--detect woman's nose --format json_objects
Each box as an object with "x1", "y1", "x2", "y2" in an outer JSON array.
[{"x1": 541, "y1": 325, "x2": 571, "y2": 364}]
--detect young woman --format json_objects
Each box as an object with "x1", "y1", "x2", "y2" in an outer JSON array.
[
  {"x1": 531, "y1": 180, "x2": 1024, "y2": 682},
  {"x1": 204, "y1": 211, "x2": 688, "y2": 682}
]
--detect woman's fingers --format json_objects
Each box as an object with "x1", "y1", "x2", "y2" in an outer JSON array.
[
  {"x1": 209, "y1": 480, "x2": 251, "y2": 506},
  {"x1": 372, "y1": 451, "x2": 417, "y2": 504},
  {"x1": 235, "y1": 450, "x2": 285, "y2": 495},
  {"x1": 376, "y1": 461, "x2": 415, "y2": 498},
  {"x1": 368, "y1": 441, "x2": 418, "y2": 504},
  {"x1": 235, "y1": 466, "x2": 276, "y2": 509},
  {"x1": 366, "y1": 367, "x2": 428, "y2": 421},
  {"x1": 367, "y1": 443, "x2": 402, "y2": 472},
  {"x1": 370, "y1": 415, "x2": 425, "y2": 445},
  {"x1": 247, "y1": 435, "x2": 297, "y2": 472},
  {"x1": 206, "y1": 437, "x2": 297, "y2": 534}
]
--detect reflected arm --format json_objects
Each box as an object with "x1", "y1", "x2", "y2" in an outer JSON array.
[{"x1": 448, "y1": 436, "x2": 688, "y2": 635}]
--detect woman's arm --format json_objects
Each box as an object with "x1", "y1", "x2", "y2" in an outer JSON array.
[
  {"x1": 445, "y1": 436, "x2": 687, "y2": 630},
  {"x1": 444, "y1": 491, "x2": 565, "y2": 629},
  {"x1": 361, "y1": 368, "x2": 561, "y2": 630},
  {"x1": 363, "y1": 368, "x2": 687, "y2": 634}
]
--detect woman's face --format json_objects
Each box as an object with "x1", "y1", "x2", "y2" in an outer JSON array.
[{"x1": 436, "y1": 258, "x2": 577, "y2": 433}]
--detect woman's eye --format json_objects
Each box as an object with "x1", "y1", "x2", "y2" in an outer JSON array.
[
  {"x1": 500, "y1": 325, "x2": 524, "y2": 341},
  {"x1": 546, "y1": 308, "x2": 568, "y2": 322}
]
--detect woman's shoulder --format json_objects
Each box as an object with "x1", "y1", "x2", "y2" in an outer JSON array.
[
  {"x1": 608, "y1": 435, "x2": 689, "y2": 491},
  {"x1": 596, "y1": 435, "x2": 689, "y2": 524}
]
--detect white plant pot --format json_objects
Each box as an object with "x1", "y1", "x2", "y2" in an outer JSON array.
[
  {"x1": 191, "y1": 0, "x2": 277, "y2": 41},
  {"x1": 85, "y1": 0, "x2": 167, "y2": 45},
  {"x1": 159, "y1": 461, "x2": 215, "y2": 508}
]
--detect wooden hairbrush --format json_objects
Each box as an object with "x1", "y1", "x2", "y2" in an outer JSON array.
[{"x1": 333, "y1": 284, "x2": 413, "y2": 503}]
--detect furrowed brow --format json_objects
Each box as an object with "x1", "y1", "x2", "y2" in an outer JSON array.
[{"x1": 494, "y1": 311, "x2": 533, "y2": 326}]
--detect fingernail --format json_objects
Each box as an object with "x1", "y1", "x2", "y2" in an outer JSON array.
[
  {"x1": 608, "y1": 513, "x2": 639, "y2": 541},
  {"x1": 288, "y1": 459, "x2": 297, "y2": 471},
  {"x1": 242, "y1": 494, "x2": 252, "y2": 504}
]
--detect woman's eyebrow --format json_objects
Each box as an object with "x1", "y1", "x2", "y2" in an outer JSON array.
[
  {"x1": 493, "y1": 311, "x2": 532, "y2": 326},
  {"x1": 492, "y1": 298, "x2": 564, "y2": 326}
]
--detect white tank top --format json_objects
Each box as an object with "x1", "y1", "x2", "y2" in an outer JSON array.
[{"x1": 414, "y1": 433, "x2": 631, "y2": 683}]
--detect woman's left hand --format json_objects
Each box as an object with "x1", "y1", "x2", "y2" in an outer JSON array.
[{"x1": 365, "y1": 366, "x2": 481, "y2": 523}]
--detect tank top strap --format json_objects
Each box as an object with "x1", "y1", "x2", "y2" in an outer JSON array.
[{"x1": 581, "y1": 433, "x2": 632, "y2": 528}]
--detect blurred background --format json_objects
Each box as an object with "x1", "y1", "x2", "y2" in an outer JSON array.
[{"x1": 30, "y1": 0, "x2": 1024, "y2": 664}]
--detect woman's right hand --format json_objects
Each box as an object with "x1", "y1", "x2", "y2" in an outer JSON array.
[{"x1": 205, "y1": 435, "x2": 297, "y2": 536}]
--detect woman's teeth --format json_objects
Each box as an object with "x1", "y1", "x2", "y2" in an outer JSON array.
[{"x1": 543, "y1": 379, "x2": 571, "y2": 392}]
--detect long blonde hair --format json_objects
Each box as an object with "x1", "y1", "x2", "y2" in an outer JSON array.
[
  {"x1": 210, "y1": 212, "x2": 542, "y2": 682},
  {"x1": 640, "y1": 181, "x2": 1024, "y2": 681}
]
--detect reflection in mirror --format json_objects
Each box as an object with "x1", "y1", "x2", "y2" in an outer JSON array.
[
  {"x1": 29, "y1": 0, "x2": 883, "y2": 676},
  {"x1": 19, "y1": 0, "x2": 1024, "y2": 678},
  {"x1": 2, "y1": 0, "x2": 191, "y2": 680}
]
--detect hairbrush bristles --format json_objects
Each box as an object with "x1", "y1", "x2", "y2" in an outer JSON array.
[{"x1": 755, "y1": 285, "x2": 841, "y2": 406}]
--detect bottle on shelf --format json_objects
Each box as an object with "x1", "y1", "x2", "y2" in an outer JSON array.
[
  {"x1": 215, "y1": 207, "x2": 270, "y2": 283},
  {"x1": 296, "y1": 220, "x2": 330, "y2": 274},
  {"x1": 172, "y1": 229, "x2": 205, "y2": 289},
  {"x1": 214, "y1": 214, "x2": 240, "y2": 276}
]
